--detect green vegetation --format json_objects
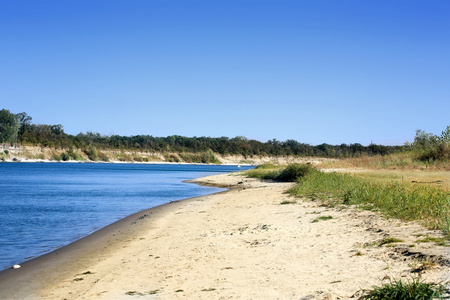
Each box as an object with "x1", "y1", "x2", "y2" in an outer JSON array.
[
  {"x1": 359, "y1": 278, "x2": 447, "y2": 300},
  {"x1": 415, "y1": 236, "x2": 449, "y2": 247},
  {"x1": 323, "y1": 126, "x2": 450, "y2": 171},
  {"x1": 0, "y1": 108, "x2": 411, "y2": 160},
  {"x1": 246, "y1": 164, "x2": 450, "y2": 234},
  {"x1": 312, "y1": 215, "x2": 333, "y2": 223},
  {"x1": 246, "y1": 163, "x2": 314, "y2": 182},
  {"x1": 1, "y1": 108, "x2": 449, "y2": 169},
  {"x1": 378, "y1": 237, "x2": 404, "y2": 246},
  {"x1": 288, "y1": 168, "x2": 450, "y2": 234}
]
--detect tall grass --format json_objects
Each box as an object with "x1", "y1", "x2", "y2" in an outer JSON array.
[
  {"x1": 288, "y1": 168, "x2": 450, "y2": 234},
  {"x1": 246, "y1": 164, "x2": 450, "y2": 234}
]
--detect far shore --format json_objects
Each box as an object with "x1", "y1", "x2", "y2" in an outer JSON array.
[
  {"x1": 0, "y1": 158, "x2": 254, "y2": 166},
  {"x1": 0, "y1": 172, "x2": 448, "y2": 299}
]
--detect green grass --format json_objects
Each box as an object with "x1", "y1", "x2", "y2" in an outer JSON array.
[
  {"x1": 312, "y1": 215, "x2": 333, "y2": 223},
  {"x1": 359, "y1": 278, "x2": 447, "y2": 299},
  {"x1": 378, "y1": 237, "x2": 404, "y2": 246},
  {"x1": 415, "y1": 236, "x2": 449, "y2": 247},
  {"x1": 287, "y1": 168, "x2": 450, "y2": 234},
  {"x1": 246, "y1": 163, "x2": 314, "y2": 182}
]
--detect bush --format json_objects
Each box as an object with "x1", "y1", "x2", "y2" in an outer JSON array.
[
  {"x1": 359, "y1": 278, "x2": 447, "y2": 300},
  {"x1": 61, "y1": 152, "x2": 70, "y2": 161},
  {"x1": 84, "y1": 145, "x2": 99, "y2": 161},
  {"x1": 277, "y1": 164, "x2": 313, "y2": 182},
  {"x1": 246, "y1": 164, "x2": 314, "y2": 182}
]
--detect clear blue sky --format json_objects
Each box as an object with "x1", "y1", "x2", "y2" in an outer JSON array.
[{"x1": 1, "y1": 0, "x2": 449, "y2": 146}]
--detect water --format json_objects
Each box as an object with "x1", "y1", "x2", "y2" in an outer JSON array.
[{"x1": 0, "y1": 162, "x2": 253, "y2": 271}]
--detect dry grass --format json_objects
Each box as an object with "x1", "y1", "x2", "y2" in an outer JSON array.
[
  {"x1": 321, "y1": 152, "x2": 450, "y2": 171},
  {"x1": 332, "y1": 169, "x2": 450, "y2": 192}
]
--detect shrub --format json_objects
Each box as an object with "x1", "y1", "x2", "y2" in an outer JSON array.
[
  {"x1": 277, "y1": 164, "x2": 314, "y2": 182},
  {"x1": 4, "y1": 150, "x2": 9, "y2": 155},
  {"x1": 84, "y1": 145, "x2": 99, "y2": 161},
  {"x1": 359, "y1": 278, "x2": 447, "y2": 300},
  {"x1": 246, "y1": 164, "x2": 314, "y2": 182},
  {"x1": 61, "y1": 152, "x2": 70, "y2": 161}
]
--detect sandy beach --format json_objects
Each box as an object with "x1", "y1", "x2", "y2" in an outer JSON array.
[{"x1": 0, "y1": 172, "x2": 448, "y2": 300}]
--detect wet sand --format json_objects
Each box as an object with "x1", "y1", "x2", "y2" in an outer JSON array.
[{"x1": 0, "y1": 173, "x2": 448, "y2": 299}]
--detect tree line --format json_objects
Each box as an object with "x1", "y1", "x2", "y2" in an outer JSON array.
[{"x1": 0, "y1": 108, "x2": 410, "y2": 158}]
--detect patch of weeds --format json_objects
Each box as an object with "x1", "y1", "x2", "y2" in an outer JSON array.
[
  {"x1": 72, "y1": 278, "x2": 84, "y2": 282},
  {"x1": 125, "y1": 291, "x2": 141, "y2": 296},
  {"x1": 201, "y1": 288, "x2": 216, "y2": 292},
  {"x1": 415, "y1": 236, "x2": 449, "y2": 246},
  {"x1": 312, "y1": 216, "x2": 333, "y2": 223},
  {"x1": 378, "y1": 237, "x2": 404, "y2": 246},
  {"x1": 351, "y1": 251, "x2": 364, "y2": 257},
  {"x1": 363, "y1": 241, "x2": 379, "y2": 248},
  {"x1": 280, "y1": 200, "x2": 296, "y2": 205},
  {"x1": 358, "y1": 278, "x2": 447, "y2": 300},
  {"x1": 175, "y1": 289, "x2": 184, "y2": 293},
  {"x1": 125, "y1": 290, "x2": 159, "y2": 296}
]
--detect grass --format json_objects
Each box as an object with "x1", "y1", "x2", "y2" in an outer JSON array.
[
  {"x1": 245, "y1": 164, "x2": 450, "y2": 235},
  {"x1": 415, "y1": 236, "x2": 449, "y2": 247},
  {"x1": 330, "y1": 169, "x2": 450, "y2": 192},
  {"x1": 287, "y1": 168, "x2": 450, "y2": 234},
  {"x1": 321, "y1": 152, "x2": 450, "y2": 171},
  {"x1": 312, "y1": 215, "x2": 333, "y2": 223},
  {"x1": 378, "y1": 237, "x2": 404, "y2": 246},
  {"x1": 359, "y1": 278, "x2": 448, "y2": 299}
]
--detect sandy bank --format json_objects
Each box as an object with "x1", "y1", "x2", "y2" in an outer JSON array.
[{"x1": 0, "y1": 173, "x2": 448, "y2": 299}]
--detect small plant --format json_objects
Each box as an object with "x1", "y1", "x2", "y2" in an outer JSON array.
[
  {"x1": 201, "y1": 288, "x2": 216, "y2": 292},
  {"x1": 415, "y1": 236, "x2": 449, "y2": 247},
  {"x1": 280, "y1": 200, "x2": 296, "y2": 205},
  {"x1": 312, "y1": 216, "x2": 333, "y2": 223},
  {"x1": 378, "y1": 237, "x2": 404, "y2": 246},
  {"x1": 359, "y1": 278, "x2": 447, "y2": 299}
]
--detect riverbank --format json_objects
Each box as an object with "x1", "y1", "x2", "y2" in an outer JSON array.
[
  {"x1": 1, "y1": 144, "x2": 333, "y2": 165},
  {"x1": 0, "y1": 173, "x2": 448, "y2": 299}
]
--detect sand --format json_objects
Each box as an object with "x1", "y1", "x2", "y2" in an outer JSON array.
[{"x1": 0, "y1": 173, "x2": 448, "y2": 299}]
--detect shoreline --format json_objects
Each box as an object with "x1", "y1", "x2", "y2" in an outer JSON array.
[
  {"x1": 0, "y1": 159, "x2": 254, "y2": 166},
  {"x1": 0, "y1": 173, "x2": 448, "y2": 299},
  {"x1": 0, "y1": 189, "x2": 231, "y2": 299}
]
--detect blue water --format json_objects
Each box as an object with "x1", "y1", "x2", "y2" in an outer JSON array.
[{"x1": 0, "y1": 162, "x2": 253, "y2": 271}]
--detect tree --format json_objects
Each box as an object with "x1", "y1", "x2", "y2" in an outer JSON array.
[{"x1": 0, "y1": 109, "x2": 17, "y2": 144}]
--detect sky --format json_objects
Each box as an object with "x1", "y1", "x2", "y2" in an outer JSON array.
[{"x1": 1, "y1": 0, "x2": 449, "y2": 146}]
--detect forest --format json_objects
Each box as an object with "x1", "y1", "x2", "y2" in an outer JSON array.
[{"x1": 1, "y1": 109, "x2": 447, "y2": 161}]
